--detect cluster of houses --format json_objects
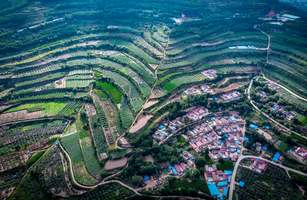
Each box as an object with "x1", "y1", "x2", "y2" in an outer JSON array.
[
  {"x1": 204, "y1": 164, "x2": 232, "y2": 199},
  {"x1": 201, "y1": 69, "x2": 217, "y2": 79},
  {"x1": 267, "y1": 81, "x2": 280, "y2": 90},
  {"x1": 294, "y1": 147, "x2": 307, "y2": 162},
  {"x1": 183, "y1": 84, "x2": 212, "y2": 95},
  {"x1": 252, "y1": 158, "x2": 268, "y2": 173},
  {"x1": 220, "y1": 91, "x2": 241, "y2": 101},
  {"x1": 168, "y1": 150, "x2": 195, "y2": 175},
  {"x1": 185, "y1": 107, "x2": 210, "y2": 122},
  {"x1": 256, "y1": 90, "x2": 267, "y2": 99},
  {"x1": 270, "y1": 103, "x2": 297, "y2": 121},
  {"x1": 185, "y1": 112, "x2": 244, "y2": 161},
  {"x1": 152, "y1": 118, "x2": 184, "y2": 141}
]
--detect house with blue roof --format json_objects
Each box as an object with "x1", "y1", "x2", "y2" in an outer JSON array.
[
  {"x1": 249, "y1": 124, "x2": 258, "y2": 129},
  {"x1": 239, "y1": 181, "x2": 245, "y2": 187},
  {"x1": 208, "y1": 184, "x2": 219, "y2": 196},
  {"x1": 223, "y1": 188, "x2": 228, "y2": 196},
  {"x1": 144, "y1": 175, "x2": 149, "y2": 181},
  {"x1": 273, "y1": 152, "x2": 281, "y2": 162}
]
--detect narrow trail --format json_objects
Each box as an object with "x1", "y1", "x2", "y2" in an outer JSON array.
[
  {"x1": 257, "y1": 28, "x2": 271, "y2": 62},
  {"x1": 116, "y1": 31, "x2": 171, "y2": 149}
]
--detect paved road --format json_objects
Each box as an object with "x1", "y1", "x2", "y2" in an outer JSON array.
[
  {"x1": 262, "y1": 74, "x2": 307, "y2": 102},
  {"x1": 247, "y1": 78, "x2": 307, "y2": 139},
  {"x1": 229, "y1": 155, "x2": 307, "y2": 200}
]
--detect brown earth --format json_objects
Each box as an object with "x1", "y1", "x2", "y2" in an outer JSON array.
[
  {"x1": 212, "y1": 83, "x2": 241, "y2": 94},
  {"x1": 105, "y1": 157, "x2": 128, "y2": 170},
  {"x1": 129, "y1": 115, "x2": 153, "y2": 133}
]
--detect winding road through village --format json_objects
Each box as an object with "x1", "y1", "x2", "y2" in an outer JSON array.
[{"x1": 229, "y1": 155, "x2": 307, "y2": 200}]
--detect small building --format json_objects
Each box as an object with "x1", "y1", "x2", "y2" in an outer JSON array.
[
  {"x1": 239, "y1": 181, "x2": 245, "y2": 187},
  {"x1": 295, "y1": 147, "x2": 307, "y2": 160},
  {"x1": 273, "y1": 152, "x2": 281, "y2": 162}
]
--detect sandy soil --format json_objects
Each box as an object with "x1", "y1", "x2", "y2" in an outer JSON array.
[
  {"x1": 129, "y1": 115, "x2": 153, "y2": 133},
  {"x1": 105, "y1": 157, "x2": 128, "y2": 170},
  {"x1": 217, "y1": 76, "x2": 248, "y2": 86},
  {"x1": 55, "y1": 78, "x2": 65, "y2": 88},
  {"x1": 257, "y1": 129, "x2": 273, "y2": 141},
  {"x1": 0, "y1": 110, "x2": 42, "y2": 124},
  {"x1": 143, "y1": 155, "x2": 155, "y2": 163},
  {"x1": 212, "y1": 83, "x2": 241, "y2": 94},
  {"x1": 144, "y1": 100, "x2": 159, "y2": 109}
]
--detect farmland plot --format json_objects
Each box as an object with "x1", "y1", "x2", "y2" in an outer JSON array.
[
  {"x1": 14, "y1": 64, "x2": 62, "y2": 77},
  {"x1": 150, "y1": 88, "x2": 167, "y2": 98},
  {"x1": 9, "y1": 92, "x2": 71, "y2": 102},
  {"x1": 0, "y1": 110, "x2": 42, "y2": 124},
  {"x1": 161, "y1": 48, "x2": 254, "y2": 69},
  {"x1": 15, "y1": 72, "x2": 67, "y2": 87},
  {"x1": 65, "y1": 79, "x2": 93, "y2": 88},
  {"x1": 153, "y1": 32, "x2": 168, "y2": 44},
  {"x1": 38, "y1": 146, "x2": 70, "y2": 197},
  {"x1": 124, "y1": 53, "x2": 154, "y2": 75},
  {"x1": 61, "y1": 133, "x2": 98, "y2": 185},
  {"x1": 89, "y1": 115, "x2": 107, "y2": 160},
  {"x1": 14, "y1": 83, "x2": 56, "y2": 94},
  {"x1": 153, "y1": 25, "x2": 168, "y2": 38},
  {"x1": 58, "y1": 101, "x2": 82, "y2": 116},
  {"x1": 161, "y1": 74, "x2": 206, "y2": 92},
  {"x1": 68, "y1": 69, "x2": 92, "y2": 75},
  {"x1": 120, "y1": 96, "x2": 134, "y2": 129},
  {"x1": 80, "y1": 137, "x2": 103, "y2": 179},
  {"x1": 106, "y1": 51, "x2": 155, "y2": 85},
  {"x1": 5, "y1": 102, "x2": 68, "y2": 116},
  {"x1": 169, "y1": 35, "x2": 200, "y2": 45},
  {"x1": 142, "y1": 32, "x2": 164, "y2": 52},
  {"x1": 98, "y1": 40, "x2": 159, "y2": 64},
  {"x1": 99, "y1": 69, "x2": 144, "y2": 112}
]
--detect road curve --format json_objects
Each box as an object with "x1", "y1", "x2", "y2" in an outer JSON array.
[
  {"x1": 262, "y1": 74, "x2": 307, "y2": 102},
  {"x1": 229, "y1": 155, "x2": 307, "y2": 200},
  {"x1": 247, "y1": 78, "x2": 307, "y2": 139}
]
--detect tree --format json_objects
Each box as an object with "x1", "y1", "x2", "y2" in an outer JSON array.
[
  {"x1": 192, "y1": 169, "x2": 200, "y2": 178},
  {"x1": 163, "y1": 180, "x2": 169, "y2": 188},
  {"x1": 80, "y1": 111, "x2": 87, "y2": 120},
  {"x1": 131, "y1": 175, "x2": 143, "y2": 185},
  {"x1": 184, "y1": 171, "x2": 191, "y2": 178},
  {"x1": 205, "y1": 148, "x2": 210, "y2": 160},
  {"x1": 188, "y1": 187, "x2": 198, "y2": 196},
  {"x1": 292, "y1": 117, "x2": 300, "y2": 125},
  {"x1": 195, "y1": 157, "x2": 206, "y2": 168},
  {"x1": 218, "y1": 158, "x2": 225, "y2": 165}
]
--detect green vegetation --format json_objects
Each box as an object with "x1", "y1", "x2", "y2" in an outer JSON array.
[
  {"x1": 5, "y1": 102, "x2": 67, "y2": 116},
  {"x1": 97, "y1": 81, "x2": 122, "y2": 104},
  {"x1": 26, "y1": 151, "x2": 45, "y2": 165},
  {"x1": 0, "y1": 0, "x2": 306, "y2": 198},
  {"x1": 217, "y1": 160, "x2": 234, "y2": 170},
  {"x1": 169, "y1": 178, "x2": 210, "y2": 195},
  {"x1": 120, "y1": 96, "x2": 134, "y2": 129}
]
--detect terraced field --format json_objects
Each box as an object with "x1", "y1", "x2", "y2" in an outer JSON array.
[{"x1": 1, "y1": 1, "x2": 307, "y2": 198}]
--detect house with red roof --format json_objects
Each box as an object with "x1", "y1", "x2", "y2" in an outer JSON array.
[{"x1": 267, "y1": 10, "x2": 276, "y2": 17}]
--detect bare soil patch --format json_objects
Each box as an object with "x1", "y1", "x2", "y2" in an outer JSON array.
[
  {"x1": 144, "y1": 100, "x2": 159, "y2": 109},
  {"x1": 105, "y1": 157, "x2": 128, "y2": 170},
  {"x1": 216, "y1": 76, "x2": 248, "y2": 86},
  {"x1": 0, "y1": 110, "x2": 42, "y2": 124},
  {"x1": 129, "y1": 114, "x2": 153, "y2": 133},
  {"x1": 150, "y1": 64, "x2": 158, "y2": 69},
  {"x1": 55, "y1": 78, "x2": 65, "y2": 88},
  {"x1": 212, "y1": 83, "x2": 241, "y2": 94}
]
